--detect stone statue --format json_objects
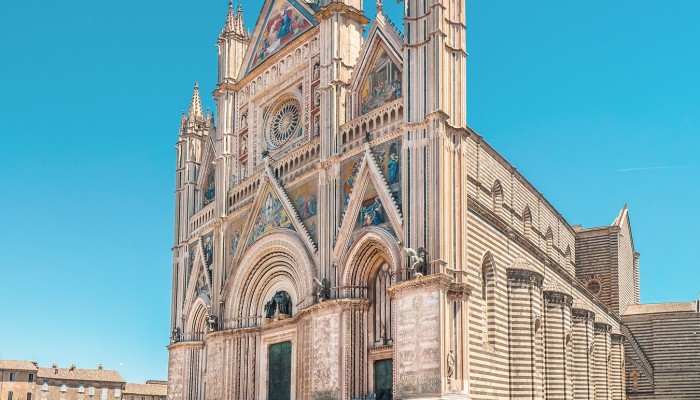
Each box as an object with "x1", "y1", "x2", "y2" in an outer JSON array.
[
  {"x1": 447, "y1": 349, "x2": 455, "y2": 378},
  {"x1": 206, "y1": 314, "x2": 218, "y2": 331},
  {"x1": 313, "y1": 63, "x2": 320, "y2": 81},
  {"x1": 405, "y1": 247, "x2": 427, "y2": 277},
  {"x1": 275, "y1": 291, "x2": 291, "y2": 315},
  {"x1": 171, "y1": 327, "x2": 181, "y2": 343},
  {"x1": 313, "y1": 277, "x2": 331, "y2": 301},
  {"x1": 264, "y1": 299, "x2": 276, "y2": 319}
]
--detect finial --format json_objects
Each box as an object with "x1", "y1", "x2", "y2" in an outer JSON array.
[
  {"x1": 238, "y1": 3, "x2": 242, "y2": 13},
  {"x1": 188, "y1": 82, "x2": 203, "y2": 121},
  {"x1": 229, "y1": 0, "x2": 233, "y2": 8},
  {"x1": 376, "y1": 0, "x2": 383, "y2": 12}
]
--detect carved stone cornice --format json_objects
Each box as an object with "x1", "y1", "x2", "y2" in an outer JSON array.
[
  {"x1": 506, "y1": 268, "x2": 544, "y2": 287},
  {"x1": 594, "y1": 322, "x2": 613, "y2": 333},
  {"x1": 314, "y1": 3, "x2": 369, "y2": 24},
  {"x1": 166, "y1": 341, "x2": 205, "y2": 351},
  {"x1": 544, "y1": 290, "x2": 574, "y2": 306},
  {"x1": 611, "y1": 333, "x2": 625, "y2": 344},
  {"x1": 387, "y1": 274, "x2": 454, "y2": 298},
  {"x1": 572, "y1": 308, "x2": 596, "y2": 321}
]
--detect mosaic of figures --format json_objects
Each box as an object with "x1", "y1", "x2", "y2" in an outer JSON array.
[
  {"x1": 360, "y1": 46, "x2": 402, "y2": 115},
  {"x1": 251, "y1": 0, "x2": 314, "y2": 71},
  {"x1": 225, "y1": 215, "x2": 246, "y2": 267},
  {"x1": 340, "y1": 154, "x2": 363, "y2": 211},
  {"x1": 373, "y1": 138, "x2": 402, "y2": 207},
  {"x1": 195, "y1": 268, "x2": 209, "y2": 295},
  {"x1": 202, "y1": 233, "x2": 214, "y2": 268},
  {"x1": 286, "y1": 177, "x2": 318, "y2": 243},
  {"x1": 354, "y1": 180, "x2": 395, "y2": 237},
  {"x1": 249, "y1": 188, "x2": 293, "y2": 245},
  {"x1": 203, "y1": 167, "x2": 216, "y2": 206}
]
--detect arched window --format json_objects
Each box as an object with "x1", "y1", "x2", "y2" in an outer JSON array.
[
  {"x1": 371, "y1": 263, "x2": 392, "y2": 345},
  {"x1": 523, "y1": 206, "x2": 532, "y2": 238},
  {"x1": 481, "y1": 253, "x2": 496, "y2": 347},
  {"x1": 545, "y1": 228, "x2": 554, "y2": 258},
  {"x1": 492, "y1": 180, "x2": 504, "y2": 215}
]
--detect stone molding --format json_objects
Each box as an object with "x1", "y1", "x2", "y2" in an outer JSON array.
[
  {"x1": 572, "y1": 308, "x2": 596, "y2": 321},
  {"x1": 387, "y1": 274, "x2": 454, "y2": 298},
  {"x1": 506, "y1": 268, "x2": 545, "y2": 287},
  {"x1": 544, "y1": 290, "x2": 574, "y2": 306},
  {"x1": 594, "y1": 322, "x2": 613, "y2": 333},
  {"x1": 611, "y1": 333, "x2": 625, "y2": 344}
]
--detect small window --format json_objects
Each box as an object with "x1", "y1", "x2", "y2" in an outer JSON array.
[
  {"x1": 26, "y1": 393, "x2": 32, "y2": 400},
  {"x1": 79, "y1": 384, "x2": 85, "y2": 394},
  {"x1": 89, "y1": 386, "x2": 95, "y2": 396},
  {"x1": 101, "y1": 387, "x2": 108, "y2": 399},
  {"x1": 114, "y1": 388, "x2": 121, "y2": 397},
  {"x1": 61, "y1": 383, "x2": 67, "y2": 393},
  {"x1": 28, "y1": 374, "x2": 34, "y2": 383},
  {"x1": 8, "y1": 391, "x2": 13, "y2": 400},
  {"x1": 42, "y1": 382, "x2": 49, "y2": 392},
  {"x1": 9, "y1": 373, "x2": 15, "y2": 382}
]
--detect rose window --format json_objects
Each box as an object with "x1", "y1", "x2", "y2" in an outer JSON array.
[{"x1": 267, "y1": 99, "x2": 301, "y2": 148}]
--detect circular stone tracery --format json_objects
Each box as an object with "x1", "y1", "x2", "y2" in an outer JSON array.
[{"x1": 267, "y1": 99, "x2": 301, "y2": 148}]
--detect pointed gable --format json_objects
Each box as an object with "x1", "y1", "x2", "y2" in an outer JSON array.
[
  {"x1": 350, "y1": 11, "x2": 404, "y2": 117},
  {"x1": 242, "y1": 0, "x2": 318, "y2": 76},
  {"x1": 247, "y1": 185, "x2": 294, "y2": 245}
]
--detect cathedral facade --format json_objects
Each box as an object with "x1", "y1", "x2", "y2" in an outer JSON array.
[{"x1": 167, "y1": 1, "x2": 699, "y2": 399}]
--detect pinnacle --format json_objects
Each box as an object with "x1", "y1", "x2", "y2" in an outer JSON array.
[
  {"x1": 188, "y1": 82, "x2": 203, "y2": 121},
  {"x1": 221, "y1": 2, "x2": 249, "y2": 39}
]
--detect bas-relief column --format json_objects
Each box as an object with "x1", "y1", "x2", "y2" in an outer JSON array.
[
  {"x1": 389, "y1": 274, "x2": 470, "y2": 399},
  {"x1": 572, "y1": 307, "x2": 596, "y2": 400},
  {"x1": 610, "y1": 334, "x2": 626, "y2": 400},
  {"x1": 543, "y1": 287, "x2": 574, "y2": 400},
  {"x1": 593, "y1": 322, "x2": 613, "y2": 400},
  {"x1": 506, "y1": 266, "x2": 545, "y2": 400}
]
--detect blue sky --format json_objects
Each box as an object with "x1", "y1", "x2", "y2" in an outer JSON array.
[{"x1": 0, "y1": 0, "x2": 698, "y2": 383}]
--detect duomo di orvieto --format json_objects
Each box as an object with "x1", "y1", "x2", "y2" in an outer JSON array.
[{"x1": 166, "y1": 0, "x2": 700, "y2": 399}]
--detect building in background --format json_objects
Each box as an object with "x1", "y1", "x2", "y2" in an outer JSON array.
[
  {"x1": 0, "y1": 360, "x2": 37, "y2": 400},
  {"x1": 0, "y1": 362, "x2": 164, "y2": 400},
  {"x1": 167, "y1": 0, "x2": 700, "y2": 398}
]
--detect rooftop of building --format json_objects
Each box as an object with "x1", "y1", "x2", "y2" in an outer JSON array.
[
  {"x1": 0, "y1": 360, "x2": 38, "y2": 371},
  {"x1": 36, "y1": 364, "x2": 125, "y2": 383},
  {"x1": 123, "y1": 382, "x2": 168, "y2": 396},
  {"x1": 624, "y1": 301, "x2": 699, "y2": 315}
]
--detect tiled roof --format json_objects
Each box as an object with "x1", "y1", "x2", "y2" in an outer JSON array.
[
  {"x1": 624, "y1": 302, "x2": 698, "y2": 315},
  {"x1": 37, "y1": 367, "x2": 125, "y2": 383},
  {"x1": 123, "y1": 383, "x2": 167, "y2": 396},
  {"x1": 0, "y1": 360, "x2": 38, "y2": 371}
]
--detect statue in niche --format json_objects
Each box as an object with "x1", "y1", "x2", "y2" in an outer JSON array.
[
  {"x1": 312, "y1": 62, "x2": 320, "y2": 81},
  {"x1": 241, "y1": 135, "x2": 248, "y2": 155},
  {"x1": 241, "y1": 164, "x2": 247, "y2": 180},
  {"x1": 404, "y1": 247, "x2": 427, "y2": 277},
  {"x1": 314, "y1": 114, "x2": 320, "y2": 137},
  {"x1": 314, "y1": 88, "x2": 321, "y2": 108},
  {"x1": 447, "y1": 350, "x2": 455, "y2": 378},
  {"x1": 171, "y1": 327, "x2": 181, "y2": 343},
  {"x1": 264, "y1": 291, "x2": 292, "y2": 320},
  {"x1": 241, "y1": 113, "x2": 248, "y2": 130}
]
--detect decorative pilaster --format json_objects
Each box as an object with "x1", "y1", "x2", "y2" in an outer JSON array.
[
  {"x1": 506, "y1": 263, "x2": 545, "y2": 400},
  {"x1": 610, "y1": 333, "x2": 626, "y2": 400},
  {"x1": 572, "y1": 307, "x2": 596, "y2": 399},
  {"x1": 543, "y1": 284, "x2": 574, "y2": 400},
  {"x1": 593, "y1": 322, "x2": 613, "y2": 400}
]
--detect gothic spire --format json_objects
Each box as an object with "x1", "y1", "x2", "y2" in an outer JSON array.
[
  {"x1": 188, "y1": 82, "x2": 204, "y2": 121},
  {"x1": 220, "y1": 2, "x2": 249, "y2": 39}
]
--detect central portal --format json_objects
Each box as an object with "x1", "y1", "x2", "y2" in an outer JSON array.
[{"x1": 268, "y1": 341, "x2": 292, "y2": 400}]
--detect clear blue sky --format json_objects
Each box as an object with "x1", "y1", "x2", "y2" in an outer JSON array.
[{"x1": 0, "y1": 0, "x2": 698, "y2": 383}]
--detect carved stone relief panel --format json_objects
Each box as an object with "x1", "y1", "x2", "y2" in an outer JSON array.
[
  {"x1": 395, "y1": 291, "x2": 442, "y2": 396},
  {"x1": 311, "y1": 313, "x2": 340, "y2": 399},
  {"x1": 205, "y1": 340, "x2": 223, "y2": 400},
  {"x1": 167, "y1": 348, "x2": 185, "y2": 400}
]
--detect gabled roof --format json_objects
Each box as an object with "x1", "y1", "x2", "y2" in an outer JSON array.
[
  {"x1": 124, "y1": 383, "x2": 168, "y2": 396},
  {"x1": 37, "y1": 367, "x2": 125, "y2": 383},
  {"x1": 239, "y1": 0, "x2": 318, "y2": 78},
  {"x1": 0, "y1": 360, "x2": 38, "y2": 371}
]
